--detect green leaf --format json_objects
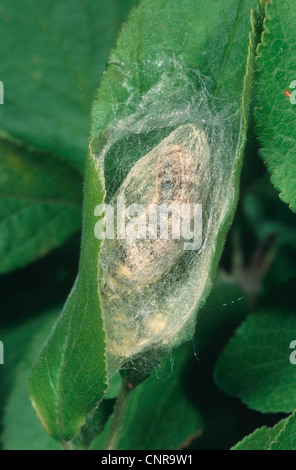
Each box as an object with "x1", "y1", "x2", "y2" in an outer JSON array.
[
  {"x1": 1, "y1": 310, "x2": 60, "y2": 450},
  {"x1": 270, "y1": 411, "x2": 296, "y2": 450},
  {"x1": 29, "y1": 154, "x2": 107, "y2": 443},
  {"x1": 255, "y1": 0, "x2": 296, "y2": 212},
  {"x1": 0, "y1": 309, "x2": 59, "y2": 423},
  {"x1": 93, "y1": 344, "x2": 203, "y2": 450},
  {"x1": 0, "y1": 0, "x2": 138, "y2": 172},
  {"x1": 91, "y1": 0, "x2": 261, "y2": 135},
  {"x1": 215, "y1": 309, "x2": 296, "y2": 413},
  {"x1": 232, "y1": 417, "x2": 288, "y2": 450},
  {"x1": 0, "y1": 138, "x2": 82, "y2": 274},
  {"x1": 89, "y1": 0, "x2": 263, "y2": 370},
  {"x1": 233, "y1": 412, "x2": 296, "y2": 451}
]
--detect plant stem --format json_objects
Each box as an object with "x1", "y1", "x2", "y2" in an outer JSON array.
[
  {"x1": 104, "y1": 377, "x2": 132, "y2": 450},
  {"x1": 63, "y1": 440, "x2": 74, "y2": 450}
]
